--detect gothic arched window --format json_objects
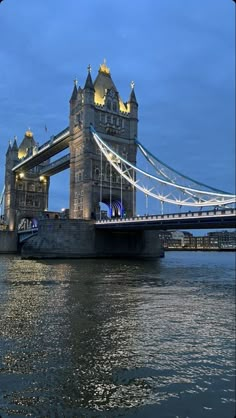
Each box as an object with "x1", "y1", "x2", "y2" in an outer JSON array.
[{"x1": 94, "y1": 168, "x2": 100, "y2": 180}]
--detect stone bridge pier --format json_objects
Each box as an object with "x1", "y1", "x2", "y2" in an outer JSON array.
[{"x1": 21, "y1": 219, "x2": 164, "y2": 259}]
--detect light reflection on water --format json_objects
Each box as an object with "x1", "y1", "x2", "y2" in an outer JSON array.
[{"x1": 0, "y1": 251, "x2": 235, "y2": 418}]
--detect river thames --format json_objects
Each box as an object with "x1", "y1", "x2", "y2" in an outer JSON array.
[{"x1": 0, "y1": 251, "x2": 235, "y2": 418}]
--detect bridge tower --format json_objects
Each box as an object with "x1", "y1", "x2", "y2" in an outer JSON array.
[
  {"x1": 69, "y1": 61, "x2": 138, "y2": 219},
  {"x1": 4, "y1": 130, "x2": 49, "y2": 230}
]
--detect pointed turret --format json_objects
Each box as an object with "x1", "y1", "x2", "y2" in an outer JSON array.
[
  {"x1": 93, "y1": 59, "x2": 116, "y2": 103},
  {"x1": 18, "y1": 129, "x2": 36, "y2": 159},
  {"x1": 12, "y1": 136, "x2": 18, "y2": 152},
  {"x1": 127, "y1": 81, "x2": 138, "y2": 139},
  {"x1": 127, "y1": 81, "x2": 138, "y2": 112},
  {"x1": 11, "y1": 136, "x2": 19, "y2": 162},
  {"x1": 84, "y1": 65, "x2": 94, "y2": 91},
  {"x1": 70, "y1": 79, "x2": 78, "y2": 102},
  {"x1": 93, "y1": 60, "x2": 127, "y2": 111},
  {"x1": 83, "y1": 65, "x2": 95, "y2": 111},
  {"x1": 128, "y1": 81, "x2": 138, "y2": 104},
  {"x1": 6, "y1": 141, "x2": 12, "y2": 156},
  {"x1": 77, "y1": 85, "x2": 82, "y2": 99},
  {"x1": 69, "y1": 79, "x2": 79, "y2": 132}
]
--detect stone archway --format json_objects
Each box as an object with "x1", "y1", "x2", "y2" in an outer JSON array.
[
  {"x1": 17, "y1": 216, "x2": 38, "y2": 231},
  {"x1": 96, "y1": 196, "x2": 127, "y2": 220}
]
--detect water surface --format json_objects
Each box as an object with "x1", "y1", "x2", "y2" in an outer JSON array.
[{"x1": 0, "y1": 251, "x2": 235, "y2": 417}]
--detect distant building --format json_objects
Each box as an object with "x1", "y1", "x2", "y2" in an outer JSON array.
[
  {"x1": 158, "y1": 230, "x2": 193, "y2": 248},
  {"x1": 158, "y1": 230, "x2": 236, "y2": 250},
  {"x1": 207, "y1": 231, "x2": 236, "y2": 249},
  {"x1": 158, "y1": 231, "x2": 174, "y2": 248}
]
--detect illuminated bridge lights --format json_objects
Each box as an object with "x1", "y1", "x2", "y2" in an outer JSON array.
[{"x1": 90, "y1": 126, "x2": 236, "y2": 209}]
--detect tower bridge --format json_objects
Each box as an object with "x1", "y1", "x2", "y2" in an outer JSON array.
[{"x1": 1, "y1": 61, "x2": 235, "y2": 258}]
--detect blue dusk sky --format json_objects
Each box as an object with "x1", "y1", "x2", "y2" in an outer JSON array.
[{"x1": 0, "y1": 0, "x2": 235, "y2": 215}]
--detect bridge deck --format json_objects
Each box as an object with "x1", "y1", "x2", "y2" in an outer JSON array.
[
  {"x1": 95, "y1": 209, "x2": 236, "y2": 231},
  {"x1": 39, "y1": 154, "x2": 70, "y2": 176}
]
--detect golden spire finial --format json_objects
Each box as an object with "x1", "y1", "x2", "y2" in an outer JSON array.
[
  {"x1": 99, "y1": 58, "x2": 110, "y2": 74},
  {"x1": 87, "y1": 64, "x2": 91, "y2": 73},
  {"x1": 25, "y1": 127, "x2": 33, "y2": 138},
  {"x1": 131, "y1": 80, "x2": 135, "y2": 89},
  {"x1": 74, "y1": 77, "x2": 78, "y2": 86}
]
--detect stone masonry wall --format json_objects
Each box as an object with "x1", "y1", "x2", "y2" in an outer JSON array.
[
  {"x1": 21, "y1": 219, "x2": 164, "y2": 259},
  {"x1": 0, "y1": 231, "x2": 18, "y2": 253}
]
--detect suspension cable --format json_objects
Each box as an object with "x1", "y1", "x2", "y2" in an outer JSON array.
[{"x1": 90, "y1": 126, "x2": 236, "y2": 207}]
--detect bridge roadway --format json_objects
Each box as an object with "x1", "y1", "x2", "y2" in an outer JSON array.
[{"x1": 95, "y1": 209, "x2": 236, "y2": 231}]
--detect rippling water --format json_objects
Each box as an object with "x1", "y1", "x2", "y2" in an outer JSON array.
[{"x1": 0, "y1": 251, "x2": 235, "y2": 418}]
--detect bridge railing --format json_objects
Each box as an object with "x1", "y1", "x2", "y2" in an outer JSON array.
[{"x1": 95, "y1": 208, "x2": 236, "y2": 224}]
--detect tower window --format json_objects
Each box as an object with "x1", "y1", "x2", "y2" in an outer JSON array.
[
  {"x1": 107, "y1": 100, "x2": 111, "y2": 110},
  {"x1": 94, "y1": 168, "x2": 100, "y2": 180},
  {"x1": 112, "y1": 101, "x2": 117, "y2": 112},
  {"x1": 26, "y1": 199, "x2": 33, "y2": 206},
  {"x1": 28, "y1": 183, "x2": 35, "y2": 192}
]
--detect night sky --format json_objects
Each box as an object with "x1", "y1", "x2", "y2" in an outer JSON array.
[{"x1": 0, "y1": 0, "x2": 235, "y2": 214}]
